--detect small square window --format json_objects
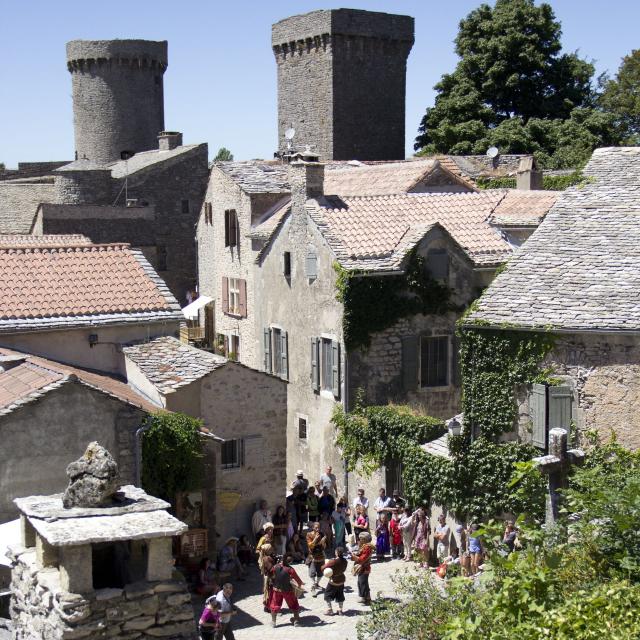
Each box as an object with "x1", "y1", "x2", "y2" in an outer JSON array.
[
  {"x1": 156, "y1": 245, "x2": 167, "y2": 271},
  {"x1": 298, "y1": 417, "x2": 307, "y2": 440},
  {"x1": 426, "y1": 249, "x2": 449, "y2": 282},
  {"x1": 204, "y1": 202, "x2": 213, "y2": 225},
  {"x1": 284, "y1": 252, "x2": 291, "y2": 278},
  {"x1": 221, "y1": 439, "x2": 244, "y2": 469},
  {"x1": 420, "y1": 336, "x2": 449, "y2": 387},
  {"x1": 181, "y1": 199, "x2": 190, "y2": 214}
]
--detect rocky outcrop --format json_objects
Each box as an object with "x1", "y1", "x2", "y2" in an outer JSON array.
[{"x1": 62, "y1": 442, "x2": 120, "y2": 509}]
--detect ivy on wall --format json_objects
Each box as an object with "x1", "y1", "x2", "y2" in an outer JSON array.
[
  {"x1": 141, "y1": 412, "x2": 204, "y2": 503},
  {"x1": 334, "y1": 251, "x2": 452, "y2": 351},
  {"x1": 476, "y1": 171, "x2": 588, "y2": 191}
]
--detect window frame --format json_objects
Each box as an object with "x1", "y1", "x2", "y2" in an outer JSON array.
[
  {"x1": 221, "y1": 438, "x2": 244, "y2": 470},
  {"x1": 297, "y1": 414, "x2": 308, "y2": 440},
  {"x1": 425, "y1": 248, "x2": 449, "y2": 282},
  {"x1": 419, "y1": 335, "x2": 450, "y2": 388},
  {"x1": 283, "y1": 251, "x2": 292, "y2": 278},
  {"x1": 228, "y1": 278, "x2": 241, "y2": 315},
  {"x1": 181, "y1": 199, "x2": 190, "y2": 214},
  {"x1": 224, "y1": 209, "x2": 239, "y2": 248}
]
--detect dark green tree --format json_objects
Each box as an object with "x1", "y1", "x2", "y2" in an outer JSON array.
[
  {"x1": 415, "y1": 0, "x2": 621, "y2": 168},
  {"x1": 600, "y1": 50, "x2": 640, "y2": 145},
  {"x1": 214, "y1": 147, "x2": 234, "y2": 162}
]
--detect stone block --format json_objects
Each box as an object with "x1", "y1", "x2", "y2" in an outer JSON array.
[
  {"x1": 95, "y1": 587, "x2": 123, "y2": 601},
  {"x1": 59, "y1": 545, "x2": 92, "y2": 594},
  {"x1": 145, "y1": 620, "x2": 197, "y2": 637},
  {"x1": 124, "y1": 581, "x2": 155, "y2": 600},
  {"x1": 122, "y1": 615, "x2": 155, "y2": 631},
  {"x1": 20, "y1": 515, "x2": 36, "y2": 548},
  {"x1": 36, "y1": 534, "x2": 58, "y2": 568},
  {"x1": 165, "y1": 592, "x2": 190, "y2": 607},
  {"x1": 138, "y1": 595, "x2": 159, "y2": 616},
  {"x1": 146, "y1": 538, "x2": 173, "y2": 582},
  {"x1": 156, "y1": 606, "x2": 194, "y2": 625},
  {"x1": 153, "y1": 580, "x2": 186, "y2": 593}
]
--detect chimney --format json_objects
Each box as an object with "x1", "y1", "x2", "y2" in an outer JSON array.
[
  {"x1": 288, "y1": 157, "x2": 325, "y2": 202},
  {"x1": 516, "y1": 156, "x2": 542, "y2": 190},
  {"x1": 158, "y1": 131, "x2": 183, "y2": 151}
]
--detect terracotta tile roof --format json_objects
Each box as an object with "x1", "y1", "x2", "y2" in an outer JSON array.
[
  {"x1": 0, "y1": 347, "x2": 160, "y2": 416},
  {"x1": 123, "y1": 336, "x2": 226, "y2": 394},
  {"x1": 488, "y1": 190, "x2": 559, "y2": 227},
  {"x1": 467, "y1": 147, "x2": 640, "y2": 332},
  {"x1": 0, "y1": 234, "x2": 92, "y2": 247},
  {"x1": 0, "y1": 242, "x2": 182, "y2": 333},
  {"x1": 309, "y1": 191, "x2": 515, "y2": 271}
]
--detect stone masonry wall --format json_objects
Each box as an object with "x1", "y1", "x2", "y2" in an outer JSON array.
[
  {"x1": 0, "y1": 383, "x2": 146, "y2": 524},
  {"x1": 9, "y1": 546, "x2": 196, "y2": 640},
  {"x1": 0, "y1": 181, "x2": 57, "y2": 234}
]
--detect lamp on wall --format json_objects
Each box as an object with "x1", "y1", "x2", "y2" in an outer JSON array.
[{"x1": 446, "y1": 415, "x2": 463, "y2": 437}]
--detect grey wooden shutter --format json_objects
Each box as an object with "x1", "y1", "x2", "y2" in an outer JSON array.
[
  {"x1": 331, "y1": 340, "x2": 340, "y2": 399},
  {"x1": 224, "y1": 210, "x2": 230, "y2": 246},
  {"x1": 401, "y1": 336, "x2": 419, "y2": 391},
  {"x1": 548, "y1": 385, "x2": 572, "y2": 431},
  {"x1": 306, "y1": 248, "x2": 317, "y2": 279},
  {"x1": 530, "y1": 383, "x2": 547, "y2": 450},
  {"x1": 451, "y1": 335, "x2": 461, "y2": 387},
  {"x1": 264, "y1": 328, "x2": 272, "y2": 373},
  {"x1": 280, "y1": 331, "x2": 289, "y2": 381},
  {"x1": 238, "y1": 279, "x2": 247, "y2": 317},
  {"x1": 311, "y1": 337, "x2": 319, "y2": 391},
  {"x1": 234, "y1": 212, "x2": 240, "y2": 247},
  {"x1": 221, "y1": 277, "x2": 229, "y2": 313}
]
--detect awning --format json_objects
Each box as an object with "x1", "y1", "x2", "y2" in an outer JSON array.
[
  {"x1": 182, "y1": 296, "x2": 212, "y2": 320},
  {"x1": 0, "y1": 519, "x2": 20, "y2": 567}
]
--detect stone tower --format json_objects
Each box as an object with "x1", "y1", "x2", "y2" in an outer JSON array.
[
  {"x1": 272, "y1": 9, "x2": 414, "y2": 161},
  {"x1": 66, "y1": 39, "x2": 167, "y2": 165}
]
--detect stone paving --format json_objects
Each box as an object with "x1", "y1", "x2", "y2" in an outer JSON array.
[{"x1": 194, "y1": 556, "x2": 410, "y2": 640}]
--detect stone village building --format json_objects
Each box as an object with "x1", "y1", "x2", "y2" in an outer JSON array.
[{"x1": 466, "y1": 147, "x2": 640, "y2": 452}]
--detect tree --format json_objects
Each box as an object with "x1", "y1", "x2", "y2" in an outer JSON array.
[
  {"x1": 600, "y1": 50, "x2": 640, "y2": 145},
  {"x1": 415, "y1": 0, "x2": 621, "y2": 168},
  {"x1": 214, "y1": 147, "x2": 234, "y2": 162}
]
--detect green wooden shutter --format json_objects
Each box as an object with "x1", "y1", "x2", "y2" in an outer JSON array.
[
  {"x1": 311, "y1": 337, "x2": 319, "y2": 392},
  {"x1": 331, "y1": 340, "x2": 340, "y2": 399},
  {"x1": 451, "y1": 335, "x2": 461, "y2": 387},
  {"x1": 548, "y1": 385, "x2": 572, "y2": 430},
  {"x1": 401, "y1": 336, "x2": 419, "y2": 391},
  {"x1": 264, "y1": 328, "x2": 272, "y2": 374},
  {"x1": 530, "y1": 383, "x2": 547, "y2": 450},
  {"x1": 280, "y1": 331, "x2": 288, "y2": 381}
]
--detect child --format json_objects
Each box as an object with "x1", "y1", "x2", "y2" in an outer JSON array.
[
  {"x1": 198, "y1": 597, "x2": 221, "y2": 640},
  {"x1": 237, "y1": 535, "x2": 254, "y2": 568},
  {"x1": 468, "y1": 524, "x2": 483, "y2": 576},
  {"x1": 389, "y1": 511, "x2": 403, "y2": 559},
  {"x1": 375, "y1": 513, "x2": 390, "y2": 561},
  {"x1": 353, "y1": 504, "x2": 369, "y2": 540}
]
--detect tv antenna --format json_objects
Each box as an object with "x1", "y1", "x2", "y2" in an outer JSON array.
[
  {"x1": 285, "y1": 127, "x2": 296, "y2": 151},
  {"x1": 486, "y1": 146, "x2": 499, "y2": 159}
]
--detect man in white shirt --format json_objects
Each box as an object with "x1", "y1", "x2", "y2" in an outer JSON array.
[
  {"x1": 215, "y1": 583, "x2": 237, "y2": 639},
  {"x1": 319, "y1": 465, "x2": 338, "y2": 497},
  {"x1": 373, "y1": 488, "x2": 393, "y2": 523},
  {"x1": 251, "y1": 500, "x2": 272, "y2": 543},
  {"x1": 434, "y1": 514, "x2": 451, "y2": 562}
]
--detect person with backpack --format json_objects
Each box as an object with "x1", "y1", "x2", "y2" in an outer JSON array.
[{"x1": 269, "y1": 554, "x2": 304, "y2": 628}]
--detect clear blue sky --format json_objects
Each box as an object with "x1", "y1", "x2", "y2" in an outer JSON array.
[{"x1": 1, "y1": 1, "x2": 638, "y2": 167}]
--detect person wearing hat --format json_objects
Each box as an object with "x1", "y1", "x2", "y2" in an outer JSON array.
[
  {"x1": 352, "y1": 532, "x2": 374, "y2": 605},
  {"x1": 257, "y1": 522, "x2": 274, "y2": 553},
  {"x1": 218, "y1": 537, "x2": 247, "y2": 580},
  {"x1": 291, "y1": 470, "x2": 309, "y2": 534}
]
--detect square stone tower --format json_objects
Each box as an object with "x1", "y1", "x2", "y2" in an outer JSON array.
[{"x1": 272, "y1": 9, "x2": 414, "y2": 161}]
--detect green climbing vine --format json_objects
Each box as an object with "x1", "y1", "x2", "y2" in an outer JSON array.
[
  {"x1": 141, "y1": 412, "x2": 204, "y2": 503},
  {"x1": 334, "y1": 251, "x2": 452, "y2": 351},
  {"x1": 476, "y1": 171, "x2": 588, "y2": 191}
]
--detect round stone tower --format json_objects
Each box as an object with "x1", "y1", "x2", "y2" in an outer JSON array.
[{"x1": 66, "y1": 39, "x2": 168, "y2": 165}]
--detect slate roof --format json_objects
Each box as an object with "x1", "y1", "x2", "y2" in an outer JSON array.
[
  {"x1": 489, "y1": 190, "x2": 558, "y2": 227},
  {"x1": 123, "y1": 336, "x2": 226, "y2": 393},
  {"x1": 0, "y1": 241, "x2": 182, "y2": 333},
  {"x1": 109, "y1": 144, "x2": 203, "y2": 179},
  {"x1": 215, "y1": 161, "x2": 290, "y2": 194},
  {"x1": 467, "y1": 147, "x2": 640, "y2": 332},
  {"x1": 0, "y1": 348, "x2": 159, "y2": 416},
  {"x1": 308, "y1": 191, "x2": 515, "y2": 271}
]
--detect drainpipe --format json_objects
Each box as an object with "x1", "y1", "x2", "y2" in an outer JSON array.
[{"x1": 135, "y1": 422, "x2": 152, "y2": 487}]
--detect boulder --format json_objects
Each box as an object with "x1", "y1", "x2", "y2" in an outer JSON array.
[{"x1": 62, "y1": 443, "x2": 120, "y2": 508}]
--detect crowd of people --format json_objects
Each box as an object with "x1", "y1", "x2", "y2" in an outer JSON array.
[{"x1": 197, "y1": 467, "x2": 519, "y2": 636}]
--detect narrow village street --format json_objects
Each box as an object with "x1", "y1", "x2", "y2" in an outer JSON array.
[{"x1": 193, "y1": 558, "x2": 406, "y2": 640}]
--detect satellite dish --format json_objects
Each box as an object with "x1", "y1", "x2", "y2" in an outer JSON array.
[
  {"x1": 486, "y1": 146, "x2": 499, "y2": 159},
  {"x1": 285, "y1": 128, "x2": 296, "y2": 141}
]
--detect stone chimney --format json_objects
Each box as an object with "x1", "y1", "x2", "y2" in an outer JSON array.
[
  {"x1": 517, "y1": 156, "x2": 542, "y2": 190},
  {"x1": 158, "y1": 131, "x2": 183, "y2": 151},
  {"x1": 288, "y1": 156, "x2": 324, "y2": 237}
]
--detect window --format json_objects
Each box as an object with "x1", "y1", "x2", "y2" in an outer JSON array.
[
  {"x1": 221, "y1": 439, "x2": 244, "y2": 469},
  {"x1": 204, "y1": 202, "x2": 213, "y2": 225},
  {"x1": 311, "y1": 337, "x2": 340, "y2": 399},
  {"x1": 283, "y1": 252, "x2": 291, "y2": 278},
  {"x1": 156, "y1": 245, "x2": 167, "y2": 271},
  {"x1": 224, "y1": 209, "x2": 239, "y2": 247},
  {"x1": 530, "y1": 383, "x2": 572, "y2": 451},
  {"x1": 221, "y1": 277, "x2": 246, "y2": 317},
  {"x1": 426, "y1": 249, "x2": 449, "y2": 282},
  {"x1": 263, "y1": 327, "x2": 288, "y2": 380},
  {"x1": 181, "y1": 199, "x2": 190, "y2": 214},
  {"x1": 298, "y1": 416, "x2": 308, "y2": 440},
  {"x1": 306, "y1": 247, "x2": 317, "y2": 280},
  {"x1": 221, "y1": 333, "x2": 240, "y2": 360},
  {"x1": 420, "y1": 336, "x2": 449, "y2": 387}
]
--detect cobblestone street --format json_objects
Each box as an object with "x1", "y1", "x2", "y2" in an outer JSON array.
[{"x1": 194, "y1": 557, "x2": 407, "y2": 640}]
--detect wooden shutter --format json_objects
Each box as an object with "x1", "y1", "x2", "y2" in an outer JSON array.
[
  {"x1": 280, "y1": 331, "x2": 288, "y2": 381},
  {"x1": 223, "y1": 334, "x2": 229, "y2": 357},
  {"x1": 234, "y1": 212, "x2": 240, "y2": 248},
  {"x1": 451, "y1": 335, "x2": 461, "y2": 387},
  {"x1": 264, "y1": 328, "x2": 272, "y2": 373},
  {"x1": 306, "y1": 249, "x2": 317, "y2": 279},
  {"x1": 221, "y1": 277, "x2": 229, "y2": 313},
  {"x1": 238, "y1": 279, "x2": 247, "y2": 317},
  {"x1": 331, "y1": 340, "x2": 340, "y2": 399},
  {"x1": 224, "y1": 210, "x2": 230, "y2": 246},
  {"x1": 530, "y1": 383, "x2": 547, "y2": 450},
  {"x1": 401, "y1": 336, "x2": 419, "y2": 391},
  {"x1": 548, "y1": 385, "x2": 572, "y2": 431},
  {"x1": 311, "y1": 338, "x2": 320, "y2": 391}
]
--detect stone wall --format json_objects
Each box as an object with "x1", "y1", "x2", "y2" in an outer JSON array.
[
  {"x1": 0, "y1": 382, "x2": 146, "y2": 524},
  {"x1": 199, "y1": 363, "x2": 288, "y2": 541},
  {"x1": 9, "y1": 546, "x2": 196, "y2": 639},
  {"x1": 516, "y1": 332, "x2": 640, "y2": 450},
  {"x1": 0, "y1": 180, "x2": 57, "y2": 234},
  {"x1": 272, "y1": 9, "x2": 414, "y2": 161}
]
